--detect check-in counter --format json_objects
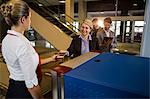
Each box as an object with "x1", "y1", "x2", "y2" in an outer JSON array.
[{"x1": 51, "y1": 52, "x2": 149, "y2": 99}]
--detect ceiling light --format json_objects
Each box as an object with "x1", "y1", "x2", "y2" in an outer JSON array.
[
  {"x1": 59, "y1": 0, "x2": 66, "y2": 3},
  {"x1": 61, "y1": 14, "x2": 65, "y2": 16},
  {"x1": 100, "y1": 12, "x2": 104, "y2": 14},
  {"x1": 133, "y1": 3, "x2": 137, "y2": 6},
  {"x1": 66, "y1": 22, "x2": 70, "y2": 26},
  {"x1": 38, "y1": 3, "x2": 43, "y2": 6}
]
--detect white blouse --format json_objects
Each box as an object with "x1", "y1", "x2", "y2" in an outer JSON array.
[{"x1": 2, "y1": 30, "x2": 39, "y2": 88}]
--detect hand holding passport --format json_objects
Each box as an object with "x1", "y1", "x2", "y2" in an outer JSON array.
[
  {"x1": 59, "y1": 50, "x2": 68, "y2": 56},
  {"x1": 55, "y1": 50, "x2": 68, "y2": 60}
]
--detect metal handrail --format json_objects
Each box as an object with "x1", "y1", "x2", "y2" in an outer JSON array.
[
  {"x1": 33, "y1": 0, "x2": 79, "y2": 33},
  {"x1": 0, "y1": 83, "x2": 8, "y2": 90},
  {"x1": 40, "y1": 0, "x2": 78, "y2": 22}
]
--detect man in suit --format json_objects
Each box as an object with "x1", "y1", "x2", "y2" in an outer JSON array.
[
  {"x1": 96, "y1": 17, "x2": 117, "y2": 52},
  {"x1": 60, "y1": 19, "x2": 100, "y2": 58},
  {"x1": 91, "y1": 18, "x2": 102, "y2": 39}
]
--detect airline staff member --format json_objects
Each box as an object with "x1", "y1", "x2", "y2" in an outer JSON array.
[{"x1": 0, "y1": 0, "x2": 58, "y2": 98}]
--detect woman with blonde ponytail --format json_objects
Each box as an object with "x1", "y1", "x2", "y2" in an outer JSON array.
[{"x1": 0, "y1": 0, "x2": 58, "y2": 98}]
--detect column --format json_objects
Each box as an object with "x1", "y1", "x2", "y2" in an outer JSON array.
[
  {"x1": 78, "y1": 0, "x2": 87, "y2": 22},
  {"x1": 140, "y1": 0, "x2": 150, "y2": 58},
  {"x1": 121, "y1": 21, "x2": 126, "y2": 43},
  {"x1": 65, "y1": 0, "x2": 74, "y2": 23},
  {"x1": 130, "y1": 21, "x2": 135, "y2": 43}
]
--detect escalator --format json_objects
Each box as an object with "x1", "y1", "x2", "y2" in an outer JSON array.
[
  {"x1": 27, "y1": 0, "x2": 79, "y2": 37},
  {"x1": 30, "y1": 9, "x2": 72, "y2": 50},
  {"x1": 24, "y1": 0, "x2": 80, "y2": 50},
  {"x1": 0, "y1": 62, "x2": 8, "y2": 99}
]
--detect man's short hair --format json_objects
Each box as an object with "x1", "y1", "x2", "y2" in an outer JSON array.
[
  {"x1": 104, "y1": 17, "x2": 112, "y2": 24},
  {"x1": 92, "y1": 18, "x2": 99, "y2": 22}
]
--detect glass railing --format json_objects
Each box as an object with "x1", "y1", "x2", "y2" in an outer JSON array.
[
  {"x1": 26, "y1": 0, "x2": 79, "y2": 36},
  {"x1": 35, "y1": 0, "x2": 78, "y2": 30}
]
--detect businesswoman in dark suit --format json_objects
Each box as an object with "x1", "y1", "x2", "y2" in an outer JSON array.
[{"x1": 61, "y1": 19, "x2": 100, "y2": 58}]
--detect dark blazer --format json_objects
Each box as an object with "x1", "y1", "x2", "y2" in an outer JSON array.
[{"x1": 67, "y1": 35, "x2": 100, "y2": 58}]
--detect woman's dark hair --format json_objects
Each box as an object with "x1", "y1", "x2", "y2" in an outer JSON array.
[{"x1": 0, "y1": 0, "x2": 29, "y2": 26}]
